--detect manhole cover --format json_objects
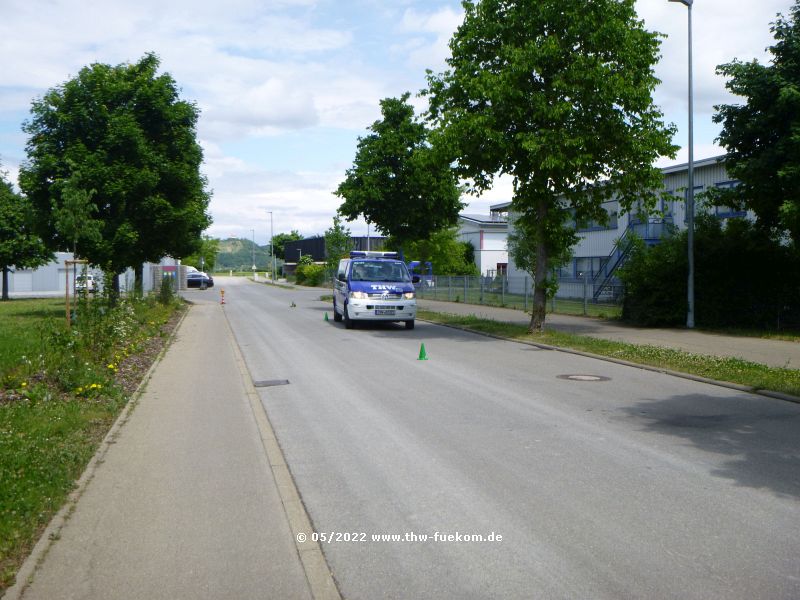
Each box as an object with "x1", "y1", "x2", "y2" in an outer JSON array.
[
  {"x1": 253, "y1": 379, "x2": 291, "y2": 388},
  {"x1": 557, "y1": 374, "x2": 611, "y2": 382}
]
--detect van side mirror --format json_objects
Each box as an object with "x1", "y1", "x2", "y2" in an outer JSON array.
[{"x1": 412, "y1": 275, "x2": 420, "y2": 284}]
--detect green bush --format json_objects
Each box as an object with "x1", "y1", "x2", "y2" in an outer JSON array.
[
  {"x1": 158, "y1": 275, "x2": 175, "y2": 305},
  {"x1": 619, "y1": 214, "x2": 800, "y2": 330},
  {"x1": 295, "y1": 263, "x2": 325, "y2": 286}
]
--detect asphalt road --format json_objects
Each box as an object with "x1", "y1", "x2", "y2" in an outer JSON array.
[{"x1": 222, "y1": 277, "x2": 800, "y2": 600}]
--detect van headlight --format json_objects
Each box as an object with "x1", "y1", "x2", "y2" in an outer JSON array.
[
  {"x1": 403, "y1": 292, "x2": 415, "y2": 299},
  {"x1": 350, "y1": 291, "x2": 368, "y2": 299}
]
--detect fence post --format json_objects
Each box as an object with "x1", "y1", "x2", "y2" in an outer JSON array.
[
  {"x1": 583, "y1": 270, "x2": 588, "y2": 316},
  {"x1": 464, "y1": 276, "x2": 468, "y2": 304},
  {"x1": 524, "y1": 275, "x2": 528, "y2": 312},
  {"x1": 501, "y1": 273, "x2": 506, "y2": 306},
  {"x1": 448, "y1": 276, "x2": 452, "y2": 301},
  {"x1": 480, "y1": 276, "x2": 484, "y2": 304}
]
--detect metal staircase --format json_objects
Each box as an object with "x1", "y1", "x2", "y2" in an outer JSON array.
[{"x1": 591, "y1": 220, "x2": 671, "y2": 300}]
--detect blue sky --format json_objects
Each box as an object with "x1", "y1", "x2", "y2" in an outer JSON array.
[{"x1": 0, "y1": 0, "x2": 793, "y2": 244}]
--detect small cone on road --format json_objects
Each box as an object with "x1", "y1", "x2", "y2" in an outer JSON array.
[
  {"x1": 324, "y1": 312, "x2": 329, "y2": 322},
  {"x1": 220, "y1": 289, "x2": 226, "y2": 305},
  {"x1": 418, "y1": 343, "x2": 428, "y2": 361}
]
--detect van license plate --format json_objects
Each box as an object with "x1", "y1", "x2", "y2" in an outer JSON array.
[{"x1": 375, "y1": 309, "x2": 396, "y2": 316}]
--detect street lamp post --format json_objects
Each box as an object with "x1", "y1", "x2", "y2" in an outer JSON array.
[
  {"x1": 670, "y1": 0, "x2": 695, "y2": 329},
  {"x1": 267, "y1": 210, "x2": 275, "y2": 282},
  {"x1": 251, "y1": 229, "x2": 256, "y2": 274}
]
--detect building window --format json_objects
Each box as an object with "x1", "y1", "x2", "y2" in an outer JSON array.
[
  {"x1": 557, "y1": 260, "x2": 574, "y2": 279},
  {"x1": 713, "y1": 181, "x2": 745, "y2": 218},
  {"x1": 576, "y1": 205, "x2": 618, "y2": 232}
]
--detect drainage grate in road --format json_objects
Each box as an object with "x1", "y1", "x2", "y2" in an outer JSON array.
[
  {"x1": 253, "y1": 379, "x2": 291, "y2": 388},
  {"x1": 557, "y1": 374, "x2": 611, "y2": 382}
]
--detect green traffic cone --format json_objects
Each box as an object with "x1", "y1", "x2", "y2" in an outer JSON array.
[
  {"x1": 418, "y1": 343, "x2": 428, "y2": 361},
  {"x1": 324, "y1": 312, "x2": 329, "y2": 322}
]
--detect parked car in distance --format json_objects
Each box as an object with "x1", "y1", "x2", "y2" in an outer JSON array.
[
  {"x1": 187, "y1": 271, "x2": 214, "y2": 289},
  {"x1": 75, "y1": 273, "x2": 97, "y2": 294}
]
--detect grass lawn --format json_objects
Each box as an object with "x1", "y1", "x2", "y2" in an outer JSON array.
[
  {"x1": 0, "y1": 296, "x2": 182, "y2": 592},
  {"x1": 0, "y1": 299, "x2": 63, "y2": 378},
  {"x1": 418, "y1": 310, "x2": 800, "y2": 398}
]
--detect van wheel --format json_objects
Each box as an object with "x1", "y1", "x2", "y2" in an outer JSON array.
[
  {"x1": 333, "y1": 300, "x2": 342, "y2": 322},
  {"x1": 405, "y1": 320, "x2": 415, "y2": 330},
  {"x1": 344, "y1": 303, "x2": 354, "y2": 329}
]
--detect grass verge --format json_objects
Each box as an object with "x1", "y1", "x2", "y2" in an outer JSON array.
[
  {"x1": 418, "y1": 310, "x2": 800, "y2": 398},
  {"x1": 0, "y1": 295, "x2": 185, "y2": 592}
]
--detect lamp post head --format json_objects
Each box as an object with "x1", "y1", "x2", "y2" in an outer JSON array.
[{"x1": 669, "y1": 0, "x2": 692, "y2": 5}]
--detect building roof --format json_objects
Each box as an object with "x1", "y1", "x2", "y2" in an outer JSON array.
[
  {"x1": 660, "y1": 154, "x2": 726, "y2": 175},
  {"x1": 458, "y1": 213, "x2": 509, "y2": 227}
]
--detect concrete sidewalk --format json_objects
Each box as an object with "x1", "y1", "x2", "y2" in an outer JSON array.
[
  {"x1": 7, "y1": 299, "x2": 332, "y2": 600},
  {"x1": 417, "y1": 298, "x2": 800, "y2": 370}
]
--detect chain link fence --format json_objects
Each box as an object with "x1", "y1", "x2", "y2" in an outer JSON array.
[{"x1": 414, "y1": 274, "x2": 623, "y2": 318}]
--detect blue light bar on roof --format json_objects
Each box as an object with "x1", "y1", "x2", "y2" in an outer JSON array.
[{"x1": 349, "y1": 251, "x2": 400, "y2": 259}]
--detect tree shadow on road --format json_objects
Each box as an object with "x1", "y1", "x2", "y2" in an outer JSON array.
[{"x1": 620, "y1": 393, "x2": 800, "y2": 499}]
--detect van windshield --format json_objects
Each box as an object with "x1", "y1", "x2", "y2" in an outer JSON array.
[{"x1": 350, "y1": 260, "x2": 411, "y2": 283}]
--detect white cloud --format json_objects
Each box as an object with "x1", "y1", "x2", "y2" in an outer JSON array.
[{"x1": 396, "y1": 6, "x2": 463, "y2": 70}]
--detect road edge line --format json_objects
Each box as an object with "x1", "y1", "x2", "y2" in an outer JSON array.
[{"x1": 220, "y1": 307, "x2": 342, "y2": 600}]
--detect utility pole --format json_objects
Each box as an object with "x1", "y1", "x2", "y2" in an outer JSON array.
[
  {"x1": 267, "y1": 210, "x2": 275, "y2": 282},
  {"x1": 669, "y1": 0, "x2": 695, "y2": 329}
]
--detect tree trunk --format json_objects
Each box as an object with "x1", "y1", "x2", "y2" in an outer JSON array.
[
  {"x1": 1, "y1": 267, "x2": 9, "y2": 301},
  {"x1": 110, "y1": 273, "x2": 121, "y2": 306},
  {"x1": 528, "y1": 198, "x2": 549, "y2": 333},
  {"x1": 134, "y1": 264, "x2": 144, "y2": 298}
]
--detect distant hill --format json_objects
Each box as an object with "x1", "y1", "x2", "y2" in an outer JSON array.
[{"x1": 214, "y1": 238, "x2": 273, "y2": 271}]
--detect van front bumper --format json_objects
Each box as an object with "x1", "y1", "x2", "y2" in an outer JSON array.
[{"x1": 348, "y1": 299, "x2": 417, "y2": 321}]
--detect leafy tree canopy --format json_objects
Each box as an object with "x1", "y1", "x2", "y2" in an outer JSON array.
[
  {"x1": 20, "y1": 53, "x2": 211, "y2": 282},
  {"x1": 0, "y1": 167, "x2": 52, "y2": 300},
  {"x1": 426, "y1": 0, "x2": 676, "y2": 330},
  {"x1": 335, "y1": 93, "x2": 464, "y2": 249},
  {"x1": 714, "y1": 1, "x2": 800, "y2": 245},
  {"x1": 272, "y1": 230, "x2": 303, "y2": 260}
]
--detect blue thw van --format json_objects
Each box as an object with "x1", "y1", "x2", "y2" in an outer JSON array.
[{"x1": 333, "y1": 251, "x2": 419, "y2": 329}]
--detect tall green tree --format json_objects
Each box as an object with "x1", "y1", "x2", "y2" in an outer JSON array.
[
  {"x1": 335, "y1": 93, "x2": 463, "y2": 249},
  {"x1": 426, "y1": 0, "x2": 676, "y2": 331},
  {"x1": 0, "y1": 168, "x2": 52, "y2": 300},
  {"x1": 271, "y1": 230, "x2": 303, "y2": 260},
  {"x1": 20, "y1": 53, "x2": 211, "y2": 294},
  {"x1": 714, "y1": 2, "x2": 800, "y2": 245},
  {"x1": 324, "y1": 215, "x2": 352, "y2": 274}
]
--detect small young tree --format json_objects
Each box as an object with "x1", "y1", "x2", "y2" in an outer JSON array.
[
  {"x1": 403, "y1": 228, "x2": 479, "y2": 276},
  {"x1": 324, "y1": 216, "x2": 352, "y2": 275},
  {"x1": 53, "y1": 173, "x2": 101, "y2": 259}
]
